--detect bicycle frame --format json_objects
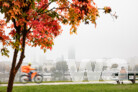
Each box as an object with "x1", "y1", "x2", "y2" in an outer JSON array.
[{"x1": 31, "y1": 72, "x2": 37, "y2": 79}]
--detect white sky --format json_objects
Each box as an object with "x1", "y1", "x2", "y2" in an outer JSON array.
[{"x1": 0, "y1": 0, "x2": 138, "y2": 62}]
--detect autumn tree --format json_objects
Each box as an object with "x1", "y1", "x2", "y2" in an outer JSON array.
[{"x1": 0, "y1": 0, "x2": 116, "y2": 92}]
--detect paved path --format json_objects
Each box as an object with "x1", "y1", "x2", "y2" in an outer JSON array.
[{"x1": 1, "y1": 81, "x2": 136, "y2": 87}]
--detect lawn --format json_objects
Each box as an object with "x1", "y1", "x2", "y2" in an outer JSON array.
[{"x1": 0, "y1": 84, "x2": 138, "y2": 92}]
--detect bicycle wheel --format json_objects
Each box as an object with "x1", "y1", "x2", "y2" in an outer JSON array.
[
  {"x1": 20, "y1": 75, "x2": 29, "y2": 84},
  {"x1": 34, "y1": 74, "x2": 43, "y2": 83}
]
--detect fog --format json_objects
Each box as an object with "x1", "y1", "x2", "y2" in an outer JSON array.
[{"x1": 0, "y1": 0, "x2": 138, "y2": 62}]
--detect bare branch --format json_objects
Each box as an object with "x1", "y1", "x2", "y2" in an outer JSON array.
[
  {"x1": 39, "y1": 7, "x2": 69, "y2": 15},
  {"x1": 37, "y1": 1, "x2": 53, "y2": 13},
  {"x1": 27, "y1": 25, "x2": 32, "y2": 32}
]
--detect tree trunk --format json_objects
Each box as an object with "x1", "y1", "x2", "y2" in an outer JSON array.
[
  {"x1": 7, "y1": 49, "x2": 18, "y2": 92},
  {"x1": 7, "y1": 70, "x2": 16, "y2": 92},
  {"x1": 6, "y1": 22, "x2": 28, "y2": 92},
  {"x1": 7, "y1": 51, "x2": 25, "y2": 92}
]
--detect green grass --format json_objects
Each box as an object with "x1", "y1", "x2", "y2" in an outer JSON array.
[{"x1": 0, "y1": 84, "x2": 138, "y2": 92}]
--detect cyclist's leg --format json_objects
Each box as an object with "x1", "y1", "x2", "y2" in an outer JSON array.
[{"x1": 28, "y1": 71, "x2": 33, "y2": 81}]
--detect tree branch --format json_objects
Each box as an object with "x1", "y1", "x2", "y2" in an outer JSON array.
[
  {"x1": 38, "y1": 6, "x2": 69, "y2": 15},
  {"x1": 98, "y1": 8, "x2": 104, "y2": 10},
  {"x1": 37, "y1": 1, "x2": 53, "y2": 13},
  {"x1": 12, "y1": 19, "x2": 17, "y2": 30},
  {"x1": 15, "y1": 23, "x2": 27, "y2": 73},
  {"x1": 27, "y1": 25, "x2": 32, "y2": 32}
]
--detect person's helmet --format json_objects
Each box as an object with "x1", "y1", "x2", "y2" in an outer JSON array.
[{"x1": 28, "y1": 62, "x2": 32, "y2": 65}]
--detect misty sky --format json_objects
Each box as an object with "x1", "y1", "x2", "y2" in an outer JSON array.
[{"x1": 0, "y1": 0, "x2": 138, "y2": 62}]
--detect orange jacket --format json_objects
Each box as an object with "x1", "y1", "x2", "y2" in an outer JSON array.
[{"x1": 21, "y1": 65, "x2": 35, "y2": 73}]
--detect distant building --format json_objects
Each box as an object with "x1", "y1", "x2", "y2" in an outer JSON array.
[{"x1": 42, "y1": 60, "x2": 56, "y2": 72}]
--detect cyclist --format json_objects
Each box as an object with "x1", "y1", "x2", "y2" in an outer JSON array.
[{"x1": 22, "y1": 63, "x2": 36, "y2": 81}]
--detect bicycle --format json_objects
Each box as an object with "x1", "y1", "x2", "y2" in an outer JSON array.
[{"x1": 19, "y1": 70, "x2": 43, "y2": 84}]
